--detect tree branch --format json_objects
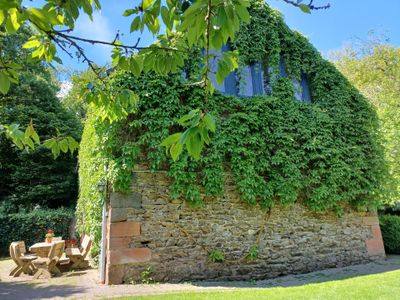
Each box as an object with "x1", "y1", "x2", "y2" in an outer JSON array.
[{"x1": 281, "y1": 0, "x2": 330, "y2": 10}]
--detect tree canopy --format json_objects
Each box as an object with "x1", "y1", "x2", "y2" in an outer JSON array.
[
  {"x1": 331, "y1": 38, "x2": 400, "y2": 203},
  {"x1": 0, "y1": 28, "x2": 82, "y2": 213}
]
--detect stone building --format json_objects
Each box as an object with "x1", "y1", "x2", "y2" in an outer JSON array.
[{"x1": 77, "y1": 1, "x2": 387, "y2": 285}]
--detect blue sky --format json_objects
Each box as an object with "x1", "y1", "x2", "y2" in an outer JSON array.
[{"x1": 55, "y1": 0, "x2": 400, "y2": 71}]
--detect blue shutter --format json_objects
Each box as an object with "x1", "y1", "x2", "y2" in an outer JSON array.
[
  {"x1": 250, "y1": 62, "x2": 264, "y2": 95},
  {"x1": 300, "y1": 73, "x2": 311, "y2": 102},
  {"x1": 279, "y1": 56, "x2": 287, "y2": 77},
  {"x1": 292, "y1": 80, "x2": 302, "y2": 101},
  {"x1": 238, "y1": 66, "x2": 253, "y2": 97},
  {"x1": 222, "y1": 44, "x2": 237, "y2": 96}
]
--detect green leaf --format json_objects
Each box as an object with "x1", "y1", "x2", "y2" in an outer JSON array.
[
  {"x1": 23, "y1": 38, "x2": 41, "y2": 49},
  {"x1": 43, "y1": 138, "x2": 55, "y2": 149},
  {"x1": 160, "y1": 132, "x2": 182, "y2": 146},
  {"x1": 203, "y1": 113, "x2": 216, "y2": 132},
  {"x1": 185, "y1": 130, "x2": 203, "y2": 160},
  {"x1": 161, "y1": 6, "x2": 171, "y2": 29},
  {"x1": 0, "y1": 10, "x2": 5, "y2": 25},
  {"x1": 59, "y1": 139, "x2": 69, "y2": 153},
  {"x1": 130, "y1": 16, "x2": 141, "y2": 32},
  {"x1": 0, "y1": 72, "x2": 11, "y2": 94},
  {"x1": 24, "y1": 137, "x2": 34, "y2": 150},
  {"x1": 123, "y1": 9, "x2": 135, "y2": 16},
  {"x1": 170, "y1": 141, "x2": 183, "y2": 161},
  {"x1": 142, "y1": 0, "x2": 154, "y2": 10},
  {"x1": 5, "y1": 9, "x2": 21, "y2": 33},
  {"x1": 299, "y1": 4, "x2": 311, "y2": 14}
]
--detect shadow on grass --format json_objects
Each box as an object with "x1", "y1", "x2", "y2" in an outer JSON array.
[
  {"x1": 190, "y1": 255, "x2": 400, "y2": 289},
  {"x1": 0, "y1": 281, "x2": 88, "y2": 300}
]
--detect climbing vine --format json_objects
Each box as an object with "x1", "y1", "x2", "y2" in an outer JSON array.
[{"x1": 77, "y1": 1, "x2": 391, "y2": 251}]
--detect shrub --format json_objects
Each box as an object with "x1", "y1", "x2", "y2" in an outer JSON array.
[
  {"x1": 379, "y1": 214, "x2": 400, "y2": 254},
  {"x1": 0, "y1": 208, "x2": 74, "y2": 256}
]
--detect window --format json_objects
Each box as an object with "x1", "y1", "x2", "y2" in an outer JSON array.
[
  {"x1": 209, "y1": 44, "x2": 238, "y2": 96},
  {"x1": 279, "y1": 56, "x2": 311, "y2": 102},
  {"x1": 207, "y1": 48, "x2": 311, "y2": 100}
]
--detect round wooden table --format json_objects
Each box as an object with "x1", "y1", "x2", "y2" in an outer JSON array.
[{"x1": 29, "y1": 242, "x2": 53, "y2": 258}]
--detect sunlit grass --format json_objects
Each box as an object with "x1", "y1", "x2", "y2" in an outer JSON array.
[{"x1": 115, "y1": 269, "x2": 400, "y2": 300}]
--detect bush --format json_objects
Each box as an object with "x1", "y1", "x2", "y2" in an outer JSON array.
[
  {"x1": 379, "y1": 214, "x2": 400, "y2": 254},
  {"x1": 0, "y1": 208, "x2": 75, "y2": 257}
]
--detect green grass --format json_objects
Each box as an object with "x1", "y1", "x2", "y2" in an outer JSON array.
[{"x1": 115, "y1": 269, "x2": 400, "y2": 300}]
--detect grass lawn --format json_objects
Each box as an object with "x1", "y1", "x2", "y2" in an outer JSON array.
[{"x1": 116, "y1": 269, "x2": 400, "y2": 300}]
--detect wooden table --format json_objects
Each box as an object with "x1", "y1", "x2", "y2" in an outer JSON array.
[
  {"x1": 29, "y1": 242, "x2": 53, "y2": 258},
  {"x1": 65, "y1": 248, "x2": 88, "y2": 269}
]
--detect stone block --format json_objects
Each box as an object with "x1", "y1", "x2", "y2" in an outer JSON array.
[
  {"x1": 109, "y1": 237, "x2": 131, "y2": 250},
  {"x1": 108, "y1": 248, "x2": 152, "y2": 265},
  {"x1": 110, "y1": 207, "x2": 127, "y2": 223},
  {"x1": 105, "y1": 264, "x2": 125, "y2": 285},
  {"x1": 362, "y1": 216, "x2": 379, "y2": 226},
  {"x1": 365, "y1": 238, "x2": 385, "y2": 256},
  {"x1": 370, "y1": 224, "x2": 383, "y2": 239},
  {"x1": 110, "y1": 221, "x2": 141, "y2": 237},
  {"x1": 110, "y1": 192, "x2": 142, "y2": 209}
]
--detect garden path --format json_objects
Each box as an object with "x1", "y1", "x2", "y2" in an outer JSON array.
[{"x1": 1, "y1": 255, "x2": 400, "y2": 299}]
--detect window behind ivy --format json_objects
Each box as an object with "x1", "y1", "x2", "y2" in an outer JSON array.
[{"x1": 209, "y1": 49, "x2": 311, "y2": 101}]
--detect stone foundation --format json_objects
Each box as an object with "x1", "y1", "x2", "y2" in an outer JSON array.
[{"x1": 105, "y1": 168, "x2": 385, "y2": 284}]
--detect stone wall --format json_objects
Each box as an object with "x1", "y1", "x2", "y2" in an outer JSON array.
[{"x1": 105, "y1": 167, "x2": 385, "y2": 284}]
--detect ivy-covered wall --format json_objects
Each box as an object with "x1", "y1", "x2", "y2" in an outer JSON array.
[{"x1": 77, "y1": 1, "x2": 390, "y2": 257}]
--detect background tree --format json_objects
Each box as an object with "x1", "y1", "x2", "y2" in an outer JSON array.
[
  {"x1": 331, "y1": 36, "x2": 400, "y2": 203},
  {"x1": 0, "y1": 28, "x2": 82, "y2": 213},
  {"x1": 59, "y1": 68, "x2": 96, "y2": 120}
]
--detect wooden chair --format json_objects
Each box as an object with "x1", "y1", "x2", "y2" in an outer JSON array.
[
  {"x1": 65, "y1": 235, "x2": 92, "y2": 269},
  {"x1": 32, "y1": 241, "x2": 69, "y2": 279},
  {"x1": 9, "y1": 241, "x2": 37, "y2": 277}
]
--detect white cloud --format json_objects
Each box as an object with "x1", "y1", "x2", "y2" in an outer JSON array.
[
  {"x1": 57, "y1": 80, "x2": 73, "y2": 99},
  {"x1": 73, "y1": 12, "x2": 115, "y2": 63}
]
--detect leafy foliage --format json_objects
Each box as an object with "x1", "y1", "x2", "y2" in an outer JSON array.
[
  {"x1": 0, "y1": 28, "x2": 82, "y2": 213},
  {"x1": 208, "y1": 250, "x2": 225, "y2": 262},
  {"x1": 0, "y1": 208, "x2": 74, "y2": 256},
  {"x1": 331, "y1": 40, "x2": 400, "y2": 204},
  {"x1": 77, "y1": 2, "x2": 390, "y2": 257},
  {"x1": 379, "y1": 215, "x2": 400, "y2": 254},
  {"x1": 246, "y1": 245, "x2": 259, "y2": 261},
  {"x1": 0, "y1": 0, "x2": 325, "y2": 159}
]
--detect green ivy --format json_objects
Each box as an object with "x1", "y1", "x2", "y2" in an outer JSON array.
[{"x1": 77, "y1": 1, "x2": 391, "y2": 257}]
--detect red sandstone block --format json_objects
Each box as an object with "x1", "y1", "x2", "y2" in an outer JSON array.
[
  {"x1": 105, "y1": 264, "x2": 125, "y2": 285},
  {"x1": 109, "y1": 237, "x2": 131, "y2": 250},
  {"x1": 365, "y1": 238, "x2": 385, "y2": 256},
  {"x1": 362, "y1": 216, "x2": 379, "y2": 225},
  {"x1": 371, "y1": 224, "x2": 383, "y2": 239},
  {"x1": 107, "y1": 248, "x2": 151, "y2": 265},
  {"x1": 110, "y1": 221, "x2": 141, "y2": 237}
]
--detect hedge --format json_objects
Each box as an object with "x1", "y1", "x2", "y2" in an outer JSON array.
[
  {"x1": 0, "y1": 208, "x2": 75, "y2": 257},
  {"x1": 379, "y1": 214, "x2": 400, "y2": 254}
]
